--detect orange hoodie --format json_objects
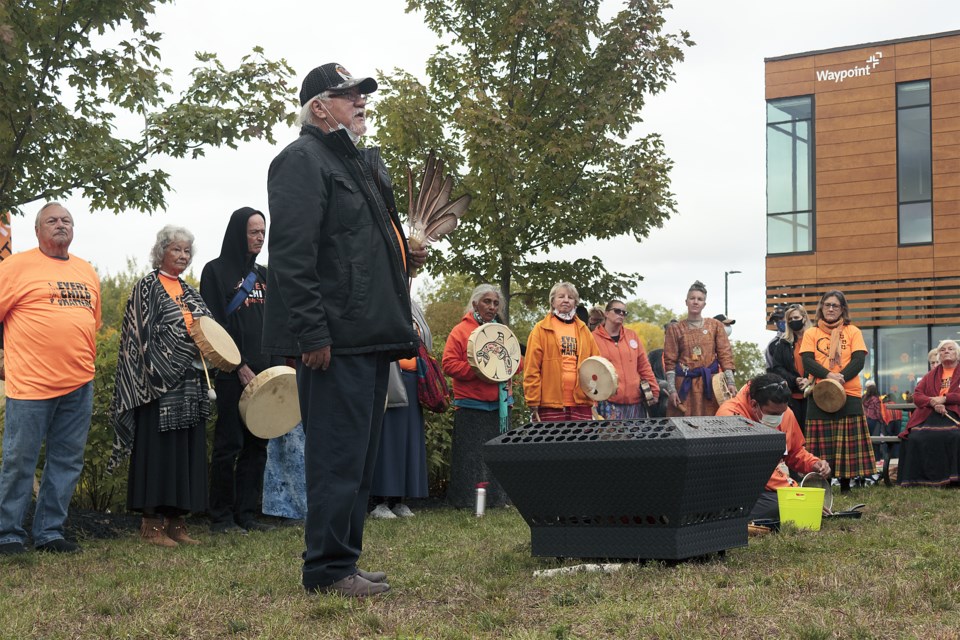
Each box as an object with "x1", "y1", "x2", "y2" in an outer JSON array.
[
  {"x1": 524, "y1": 313, "x2": 599, "y2": 409},
  {"x1": 592, "y1": 324, "x2": 660, "y2": 405},
  {"x1": 442, "y1": 312, "x2": 521, "y2": 402},
  {"x1": 716, "y1": 383, "x2": 820, "y2": 491}
]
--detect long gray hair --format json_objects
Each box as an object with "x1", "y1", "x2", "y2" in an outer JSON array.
[
  {"x1": 150, "y1": 225, "x2": 195, "y2": 270},
  {"x1": 463, "y1": 284, "x2": 503, "y2": 315}
]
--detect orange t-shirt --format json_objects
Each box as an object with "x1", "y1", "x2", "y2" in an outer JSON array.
[
  {"x1": 158, "y1": 272, "x2": 193, "y2": 330},
  {"x1": 800, "y1": 324, "x2": 867, "y2": 397},
  {"x1": 0, "y1": 248, "x2": 101, "y2": 399},
  {"x1": 941, "y1": 367, "x2": 956, "y2": 396},
  {"x1": 550, "y1": 315, "x2": 579, "y2": 406},
  {"x1": 792, "y1": 339, "x2": 806, "y2": 400}
]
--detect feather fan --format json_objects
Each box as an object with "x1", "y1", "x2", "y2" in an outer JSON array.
[{"x1": 406, "y1": 151, "x2": 471, "y2": 276}]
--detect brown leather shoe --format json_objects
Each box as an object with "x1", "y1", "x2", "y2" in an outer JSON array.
[
  {"x1": 165, "y1": 517, "x2": 201, "y2": 545},
  {"x1": 310, "y1": 574, "x2": 390, "y2": 597},
  {"x1": 140, "y1": 516, "x2": 177, "y2": 548}
]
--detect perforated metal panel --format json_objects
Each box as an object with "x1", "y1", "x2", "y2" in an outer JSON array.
[{"x1": 483, "y1": 417, "x2": 785, "y2": 560}]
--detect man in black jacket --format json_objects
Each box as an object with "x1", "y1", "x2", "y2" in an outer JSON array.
[
  {"x1": 200, "y1": 207, "x2": 276, "y2": 534},
  {"x1": 263, "y1": 63, "x2": 425, "y2": 597}
]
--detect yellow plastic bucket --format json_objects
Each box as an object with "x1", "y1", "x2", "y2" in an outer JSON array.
[{"x1": 777, "y1": 487, "x2": 825, "y2": 531}]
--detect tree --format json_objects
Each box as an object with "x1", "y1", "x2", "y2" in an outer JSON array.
[
  {"x1": 374, "y1": 0, "x2": 691, "y2": 324},
  {"x1": 0, "y1": 1, "x2": 295, "y2": 215},
  {"x1": 730, "y1": 339, "x2": 765, "y2": 388}
]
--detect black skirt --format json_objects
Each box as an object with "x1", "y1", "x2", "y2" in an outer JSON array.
[
  {"x1": 127, "y1": 398, "x2": 208, "y2": 515},
  {"x1": 447, "y1": 407, "x2": 510, "y2": 510},
  {"x1": 898, "y1": 413, "x2": 960, "y2": 487}
]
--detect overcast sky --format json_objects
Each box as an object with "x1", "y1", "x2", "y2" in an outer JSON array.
[{"x1": 7, "y1": 0, "x2": 958, "y2": 350}]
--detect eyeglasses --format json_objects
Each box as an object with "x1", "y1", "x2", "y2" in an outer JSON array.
[
  {"x1": 822, "y1": 302, "x2": 842, "y2": 309},
  {"x1": 330, "y1": 91, "x2": 367, "y2": 103},
  {"x1": 610, "y1": 308, "x2": 627, "y2": 316},
  {"x1": 758, "y1": 380, "x2": 789, "y2": 391}
]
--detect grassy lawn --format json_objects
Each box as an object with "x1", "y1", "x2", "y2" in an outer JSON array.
[{"x1": 2, "y1": 487, "x2": 959, "y2": 639}]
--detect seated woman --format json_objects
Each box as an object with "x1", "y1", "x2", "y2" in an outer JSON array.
[
  {"x1": 110, "y1": 226, "x2": 212, "y2": 547},
  {"x1": 898, "y1": 339, "x2": 960, "y2": 487},
  {"x1": 524, "y1": 282, "x2": 599, "y2": 422}
]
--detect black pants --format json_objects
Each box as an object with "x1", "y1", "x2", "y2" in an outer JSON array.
[
  {"x1": 299, "y1": 352, "x2": 390, "y2": 590},
  {"x1": 208, "y1": 375, "x2": 268, "y2": 526}
]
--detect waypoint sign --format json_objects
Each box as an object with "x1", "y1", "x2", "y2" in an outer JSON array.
[{"x1": 816, "y1": 51, "x2": 883, "y2": 83}]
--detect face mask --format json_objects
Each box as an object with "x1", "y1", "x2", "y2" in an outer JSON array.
[
  {"x1": 788, "y1": 319, "x2": 805, "y2": 332},
  {"x1": 724, "y1": 326, "x2": 732, "y2": 337},
  {"x1": 760, "y1": 413, "x2": 783, "y2": 428},
  {"x1": 776, "y1": 320, "x2": 786, "y2": 333},
  {"x1": 337, "y1": 122, "x2": 361, "y2": 144}
]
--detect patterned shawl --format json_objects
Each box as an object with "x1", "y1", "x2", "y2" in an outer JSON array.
[{"x1": 109, "y1": 270, "x2": 211, "y2": 466}]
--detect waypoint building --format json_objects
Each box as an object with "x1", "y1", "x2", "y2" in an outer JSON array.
[{"x1": 764, "y1": 30, "x2": 960, "y2": 397}]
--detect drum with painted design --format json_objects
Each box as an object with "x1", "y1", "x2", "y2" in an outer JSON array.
[{"x1": 466, "y1": 323, "x2": 522, "y2": 384}]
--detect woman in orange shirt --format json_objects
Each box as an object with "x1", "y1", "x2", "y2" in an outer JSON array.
[
  {"x1": 592, "y1": 299, "x2": 659, "y2": 419},
  {"x1": 800, "y1": 290, "x2": 873, "y2": 492},
  {"x1": 524, "y1": 282, "x2": 598, "y2": 422},
  {"x1": 110, "y1": 226, "x2": 212, "y2": 547}
]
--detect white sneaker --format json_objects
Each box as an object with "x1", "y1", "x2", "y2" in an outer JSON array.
[
  {"x1": 392, "y1": 503, "x2": 415, "y2": 518},
  {"x1": 370, "y1": 504, "x2": 397, "y2": 519}
]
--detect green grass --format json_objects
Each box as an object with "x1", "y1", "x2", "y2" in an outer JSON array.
[{"x1": 2, "y1": 487, "x2": 960, "y2": 639}]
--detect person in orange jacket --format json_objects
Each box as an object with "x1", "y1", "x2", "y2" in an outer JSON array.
[
  {"x1": 716, "y1": 372, "x2": 830, "y2": 521},
  {"x1": 442, "y1": 284, "x2": 521, "y2": 509},
  {"x1": 524, "y1": 282, "x2": 599, "y2": 422},
  {"x1": 592, "y1": 299, "x2": 659, "y2": 419}
]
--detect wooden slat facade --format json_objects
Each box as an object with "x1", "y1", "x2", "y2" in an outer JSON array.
[{"x1": 765, "y1": 31, "x2": 960, "y2": 328}]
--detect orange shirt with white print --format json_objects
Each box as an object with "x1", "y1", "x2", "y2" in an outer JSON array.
[
  {"x1": 0, "y1": 248, "x2": 101, "y2": 399},
  {"x1": 550, "y1": 315, "x2": 580, "y2": 406}
]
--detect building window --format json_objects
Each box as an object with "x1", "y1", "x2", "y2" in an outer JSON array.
[
  {"x1": 766, "y1": 96, "x2": 814, "y2": 254},
  {"x1": 897, "y1": 81, "x2": 932, "y2": 245},
  {"x1": 876, "y1": 325, "x2": 928, "y2": 399}
]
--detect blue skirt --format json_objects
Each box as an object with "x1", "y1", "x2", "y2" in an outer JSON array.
[
  {"x1": 262, "y1": 423, "x2": 307, "y2": 519},
  {"x1": 371, "y1": 370, "x2": 429, "y2": 498}
]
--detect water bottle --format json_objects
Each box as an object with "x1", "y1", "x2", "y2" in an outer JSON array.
[{"x1": 475, "y1": 482, "x2": 489, "y2": 517}]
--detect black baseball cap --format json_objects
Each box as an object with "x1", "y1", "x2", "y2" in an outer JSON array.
[{"x1": 299, "y1": 63, "x2": 378, "y2": 106}]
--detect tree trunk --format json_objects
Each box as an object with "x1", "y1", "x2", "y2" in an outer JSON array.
[{"x1": 499, "y1": 257, "x2": 512, "y2": 327}]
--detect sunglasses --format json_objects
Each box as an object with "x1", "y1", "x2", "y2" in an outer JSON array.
[
  {"x1": 758, "y1": 380, "x2": 789, "y2": 391},
  {"x1": 610, "y1": 308, "x2": 627, "y2": 316}
]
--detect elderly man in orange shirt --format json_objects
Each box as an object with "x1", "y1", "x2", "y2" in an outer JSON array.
[
  {"x1": 0, "y1": 203, "x2": 101, "y2": 555},
  {"x1": 716, "y1": 372, "x2": 831, "y2": 521}
]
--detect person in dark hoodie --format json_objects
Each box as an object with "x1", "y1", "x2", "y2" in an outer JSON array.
[{"x1": 200, "y1": 207, "x2": 277, "y2": 534}]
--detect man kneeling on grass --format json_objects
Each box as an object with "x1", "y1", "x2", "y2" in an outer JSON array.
[{"x1": 717, "y1": 372, "x2": 831, "y2": 522}]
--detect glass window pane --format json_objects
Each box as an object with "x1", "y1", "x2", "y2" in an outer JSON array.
[
  {"x1": 898, "y1": 106, "x2": 931, "y2": 202},
  {"x1": 898, "y1": 81, "x2": 930, "y2": 108},
  {"x1": 767, "y1": 121, "x2": 812, "y2": 214},
  {"x1": 876, "y1": 326, "x2": 928, "y2": 400},
  {"x1": 767, "y1": 212, "x2": 812, "y2": 254},
  {"x1": 899, "y1": 202, "x2": 932, "y2": 244},
  {"x1": 767, "y1": 96, "x2": 812, "y2": 123}
]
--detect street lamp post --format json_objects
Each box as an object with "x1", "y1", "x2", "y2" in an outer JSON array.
[{"x1": 724, "y1": 270, "x2": 742, "y2": 317}]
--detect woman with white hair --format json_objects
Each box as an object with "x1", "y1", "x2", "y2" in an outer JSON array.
[
  {"x1": 524, "y1": 282, "x2": 599, "y2": 422},
  {"x1": 109, "y1": 225, "x2": 212, "y2": 547},
  {"x1": 898, "y1": 339, "x2": 960, "y2": 487},
  {"x1": 442, "y1": 284, "x2": 520, "y2": 509}
]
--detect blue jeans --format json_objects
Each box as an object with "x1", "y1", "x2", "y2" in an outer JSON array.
[{"x1": 0, "y1": 382, "x2": 93, "y2": 546}]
